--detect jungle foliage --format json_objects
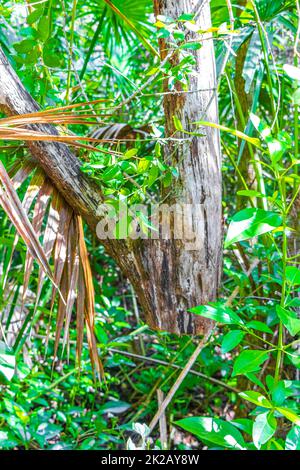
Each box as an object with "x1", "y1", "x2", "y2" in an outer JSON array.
[{"x1": 0, "y1": 0, "x2": 299, "y2": 451}]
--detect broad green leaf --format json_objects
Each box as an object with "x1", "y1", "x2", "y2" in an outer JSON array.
[
  {"x1": 272, "y1": 381, "x2": 288, "y2": 406},
  {"x1": 276, "y1": 305, "x2": 300, "y2": 337},
  {"x1": 37, "y1": 16, "x2": 50, "y2": 42},
  {"x1": 99, "y1": 400, "x2": 131, "y2": 414},
  {"x1": 221, "y1": 330, "x2": 244, "y2": 353},
  {"x1": 246, "y1": 373, "x2": 266, "y2": 391},
  {"x1": 27, "y1": 7, "x2": 44, "y2": 25},
  {"x1": 225, "y1": 208, "x2": 282, "y2": 248},
  {"x1": 0, "y1": 341, "x2": 16, "y2": 382},
  {"x1": 285, "y1": 426, "x2": 300, "y2": 450},
  {"x1": 232, "y1": 350, "x2": 269, "y2": 377},
  {"x1": 175, "y1": 417, "x2": 246, "y2": 450},
  {"x1": 232, "y1": 418, "x2": 253, "y2": 436},
  {"x1": 283, "y1": 64, "x2": 300, "y2": 81},
  {"x1": 13, "y1": 39, "x2": 36, "y2": 53},
  {"x1": 189, "y1": 304, "x2": 244, "y2": 325},
  {"x1": 253, "y1": 411, "x2": 277, "y2": 449},
  {"x1": 147, "y1": 166, "x2": 159, "y2": 187},
  {"x1": 239, "y1": 391, "x2": 272, "y2": 408},
  {"x1": 249, "y1": 114, "x2": 288, "y2": 163},
  {"x1": 276, "y1": 408, "x2": 300, "y2": 425},
  {"x1": 286, "y1": 266, "x2": 300, "y2": 285},
  {"x1": 246, "y1": 320, "x2": 273, "y2": 335}
]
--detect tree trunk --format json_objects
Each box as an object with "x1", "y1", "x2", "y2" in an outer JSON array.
[
  {"x1": 0, "y1": 0, "x2": 222, "y2": 335},
  {"x1": 139, "y1": 0, "x2": 222, "y2": 334}
]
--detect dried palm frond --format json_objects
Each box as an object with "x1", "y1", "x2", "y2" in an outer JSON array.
[
  {"x1": 0, "y1": 161, "x2": 103, "y2": 378},
  {"x1": 0, "y1": 101, "x2": 137, "y2": 377}
]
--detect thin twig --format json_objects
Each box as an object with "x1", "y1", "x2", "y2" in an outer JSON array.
[{"x1": 148, "y1": 330, "x2": 213, "y2": 433}]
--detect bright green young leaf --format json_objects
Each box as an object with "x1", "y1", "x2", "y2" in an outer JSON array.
[
  {"x1": 276, "y1": 408, "x2": 300, "y2": 426},
  {"x1": 173, "y1": 115, "x2": 183, "y2": 131},
  {"x1": 175, "y1": 417, "x2": 247, "y2": 450},
  {"x1": 224, "y1": 208, "x2": 282, "y2": 248},
  {"x1": 253, "y1": 411, "x2": 277, "y2": 449},
  {"x1": 189, "y1": 304, "x2": 244, "y2": 325},
  {"x1": 237, "y1": 190, "x2": 265, "y2": 198},
  {"x1": 286, "y1": 266, "x2": 300, "y2": 285},
  {"x1": 193, "y1": 121, "x2": 261, "y2": 148},
  {"x1": 276, "y1": 305, "x2": 300, "y2": 337},
  {"x1": 221, "y1": 330, "x2": 244, "y2": 353},
  {"x1": 123, "y1": 148, "x2": 138, "y2": 159},
  {"x1": 285, "y1": 426, "x2": 300, "y2": 450},
  {"x1": 232, "y1": 350, "x2": 269, "y2": 377},
  {"x1": 239, "y1": 391, "x2": 272, "y2": 408}
]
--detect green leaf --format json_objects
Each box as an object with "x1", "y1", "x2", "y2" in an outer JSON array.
[
  {"x1": 194, "y1": 121, "x2": 261, "y2": 148},
  {"x1": 123, "y1": 148, "x2": 138, "y2": 159},
  {"x1": 181, "y1": 43, "x2": 201, "y2": 50},
  {"x1": 175, "y1": 417, "x2": 246, "y2": 450},
  {"x1": 292, "y1": 88, "x2": 300, "y2": 105},
  {"x1": 189, "y1": 304, "x2": 244, "y2": 325},
  {"x1": 224, "y1": 208, "x2": 282, "y2": 248},
  {"x1": 0, "y1": 341, "x2": 15, "y2": 382},
  {"x1": 246, "y1": 320, "x2": 273, "y2": 335},
  {"x1": 239, "y1": 391, "x2": 272, "y2": 408},
  {"x1": 232, "y1": 350, "x2": 269, "y2": 377},
  {"x1": 147, "y1": 166, "x2": 159, "y2": 187},
  {"x1": 27, "y1": 7, "x2": 44, "y2": 25},
  {"x1": 162, "y1": 171, "x2": 172, "y2": 188},
  {"x1": 286, "y1": 266, "x2": 300, "y2": 285},
  {"x1": 37, "y1": 16, "x2": 50, "y2": 42},
  {"x1": 283, "y1": 63, "x2": 300, "y2": 81},
  {"x1": 13, "y1": 39, "x2": 36, "y2": 53},
  {"x1": 272, "y1": 381, "x2": 287, "y2": 406},
  {"x1": 276, "y1": 305, "x2": 300, "y2": 337},
  {"x1": 221, "y1": 330, "x2": 244, "y2": 353},
  {"x1": 137, "y1": 158, "x2": 151, "y2": 173},
  {"x1": 98, "y1": 400, "x2": 131, "y2": 415},
  {"x1": 285, "y1": 426, "x2": 300, "y2": 450},
  {"x1": 237, "y1": 190, "x2": 265, "y2": 198},
  {"x1": 173, "y1": 115, "x2": 183, "y2": 131},
  {"x1": 178, "y1": 13, "x2": 194, "y2": 21},
  {"x1": 232, "y1": 418, "x2": 253, "y2": 436},
  {"x1": 253, "y1": 411, "x2": 277, "y2": 449},
  {"x1": 276, "y1": 408, "x2": 300, "y2": 426}
]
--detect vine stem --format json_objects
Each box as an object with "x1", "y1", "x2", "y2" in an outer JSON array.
[
  {"x1": 274, "y1": 179, "x2": 287, "y2": 385},
  {"x1": 65, "y1": 0, "x2": 78, "y2": 103}
]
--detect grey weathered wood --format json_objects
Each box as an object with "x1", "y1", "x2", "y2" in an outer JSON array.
[
  {"x1": 137, "y1": 0, "x2": 223, "y2": 334},
  {"x1": 0, "y1": 0, "x2": 222, "y2": 335}
]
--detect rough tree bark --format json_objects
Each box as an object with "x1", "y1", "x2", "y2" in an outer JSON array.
[{"x1": 0, "y1": 0, "x2": 222, "y2": 335}]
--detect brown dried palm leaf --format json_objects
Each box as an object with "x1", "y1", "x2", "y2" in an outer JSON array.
[{"x1": 0, "y1": 161, "x2": 103, "y2": 377}]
